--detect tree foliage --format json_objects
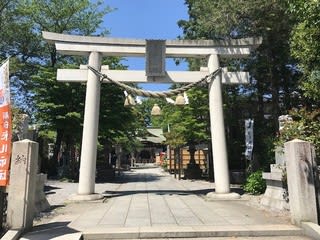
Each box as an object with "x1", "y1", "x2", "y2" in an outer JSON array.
[
  {"x1": 300, "y1": 71, "x2": 320, "y2": 103},
  {"x1": 178, "y1": 0, "x2": 298, "y2": 169},
  {"x1": 1, "y1": 1, "x2": 145, "y2": 178},
  {"x1": 275, "y1": 108, "x2": 320, "y2": 161},
  {"x1": 147, "y1": 86, "x2": 210, "y2": 150},
  {"x1": 1, "y1": 0, "x2": 112, "y2": 110},
  {"x1": 32, "y1": 66, "x2": 84, "y2": 134},
  {"x1": 288, "y1": 0, "x2": 320, "y2": 106},
  {"x1": 274, "y1": 0, "x2": 320, "y2": 162},
  {"x1": 15, "y1": 0, "x2": 112, "y2": 177}
]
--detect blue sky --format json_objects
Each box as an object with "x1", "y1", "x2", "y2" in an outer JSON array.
[{"x1": 103, "y1": 0, "x2": 189, "y2": 91}]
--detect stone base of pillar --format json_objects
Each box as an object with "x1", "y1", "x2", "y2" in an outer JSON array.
[
  {"x1": 206, "y1": 192, "x2": 240, "y2": 200},
  {"x1": 68, "y1": 193, "x2": 103, "y2": 201},
  {"x1": 184, "y1": 163, "x2": 202, "y2": 179}
]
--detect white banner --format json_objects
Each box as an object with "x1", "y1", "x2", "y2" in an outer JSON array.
[
  {"x1": 245, "y1": 119, "x2": 254, "y2": 161},
  {"x1": 0, "y1": 60, "x2": 10, "y2": 105}
]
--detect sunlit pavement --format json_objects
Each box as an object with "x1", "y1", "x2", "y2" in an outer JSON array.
[{"x1": 21, "y1": 166, "x2": 313, "y2": 240}]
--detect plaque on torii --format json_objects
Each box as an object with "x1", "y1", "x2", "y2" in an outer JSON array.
[{"x1": 42, "y1": 31, "x2": 261, "y2": 200}]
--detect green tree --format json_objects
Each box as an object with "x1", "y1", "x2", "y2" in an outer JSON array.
[
  {"x1": 0, "y1": 0, "x2": 17, "y2": 58},
  {"x1": 154, "y1": 86, "x2": 210, "y2": 148},
  {"x1": 274, "y1": 1, "x2": 320, "y2": 162},
  {"x1": 14, "y1": 0, "x2": 111, "y2": 177},
  {"x1": 275, "y1": 108, "x2": 320, "y2": 161},
  {"x1": 2, "y1": 0, "x2": 112, "y2": 110},
  {"x1": 1, "y1": 1, "x2": 146, "y2": 179},
  {"x1": 179, "y1": 0, "x2": 298, "y2": 169},
  {"x1": 98, "y1": 84, "x2": 145, "y2": 165},
  {"x1": 31, "y1": 66, "x2": 85, "y2": 176},
  {"x1": 288, "y1": 0, "x2": 320, "y2": 106}
]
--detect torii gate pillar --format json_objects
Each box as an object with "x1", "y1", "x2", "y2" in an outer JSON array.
[
  {"x1": 208, "y1": 55, "x2": 230, "y2": 194},
  {"x1": 75, "y1": 52, "x2": 103, "y2": 200}
]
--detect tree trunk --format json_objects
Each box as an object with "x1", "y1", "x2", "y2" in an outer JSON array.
[
  {"x1": 103, "y1": 139, "x2": 112, "y2": 168},
  {"x1": 50, "y1": 128, "x2": 63, "y2": 177},
  {"x1": 174, "y1": 147, "x2": 178, "y2": 179},
  {"x1": 188, "y1": 143, "x2": 196, "y2": 165},
  {"x1": 208, "y1": 139, "x2": 214, "y2": 181},
  {"x1": 65, "y1": 134, "x2": 78, "y2": 180}
]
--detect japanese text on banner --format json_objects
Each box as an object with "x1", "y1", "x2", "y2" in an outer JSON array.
[{"x1": 0, "y1": 60, "x2": 11, "y2": 186}]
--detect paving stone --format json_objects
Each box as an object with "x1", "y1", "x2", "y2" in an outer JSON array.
[{"x1": 21, "y1": 166, "x2": 314, "y2": 240}]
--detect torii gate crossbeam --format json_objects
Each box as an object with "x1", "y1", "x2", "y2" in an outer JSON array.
[{"x1": 42, "y1": 31, "x2": 261, "y2": 200}]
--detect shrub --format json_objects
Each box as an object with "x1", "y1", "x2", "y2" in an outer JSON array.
[
  {"x1": 243, "y1": 170, "x2": 266, "y2": 195},
  {"x1": 275, "y1": 108, "x2": 320, "y2": 162},
  {"x1": 161, "y1": 159, "x2": 168, "y2": 171}
]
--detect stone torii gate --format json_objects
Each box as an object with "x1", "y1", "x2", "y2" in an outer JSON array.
[{"x1": 43, "y1": 31, "x2": 261, "y2": 200}]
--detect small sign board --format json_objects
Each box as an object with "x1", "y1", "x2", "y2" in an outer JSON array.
[
  {"x1": 146, "y1": 40, "x2": 166, "y2": 77},
  {"x1": 245, "y1": 119, "x2": 254, "y2": 161}
]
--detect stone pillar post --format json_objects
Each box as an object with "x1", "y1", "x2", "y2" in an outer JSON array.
[
  {"x1": 77, "y1": 52, "x2": 102, "y2": 200},
  {"x1": 284, "y1": 139, "x2": 318, "y2": 225},
  {"x1": 7, "y1": 140, "x2": 38, "y2": 230},
  {"x1": 207, "y1": 54, "x2": 230, "y2": 194}
]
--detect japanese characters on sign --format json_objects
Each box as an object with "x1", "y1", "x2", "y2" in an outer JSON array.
[
  {"x1": 0, "y1": 60, "x2": 11, "y2": 186},
  {"x1": 245, "y1": 119, "x2": 254, "y2": 161}
]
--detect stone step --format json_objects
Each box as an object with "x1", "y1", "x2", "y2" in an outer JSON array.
[
  {"x1": 20, "y1": 234, "x2": 314, "y2": 240},
  {"x1": 114, "y1": 237, "x2": 313, "y2": 240},
  {"x1": 82, "y1": 224, "x2": 303, "y2": 239},
  {"x1": 262, "y1": 172, "x2": 282, "y2": 181}
]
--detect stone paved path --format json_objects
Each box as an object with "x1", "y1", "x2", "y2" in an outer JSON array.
[{"x1": 21, "y1": 166, "x2": 314, "y2": 239}]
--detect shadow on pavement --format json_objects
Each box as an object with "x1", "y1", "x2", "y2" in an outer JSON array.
[
  {"x1": 44, "y1": 185, "x2": 62, "y2": 196},
  {"x1": 44, "y1": 185, "x2": 62, "y2": 191},
  {"x1": 23, "y1": 221, "x2": 80, "y2": 239},
  {"x1": 101, "y1": 172, "x2": 164, "y2": 184},
  {"x1": 103, "y1": 187, "x2": 244, "y2": 198}
]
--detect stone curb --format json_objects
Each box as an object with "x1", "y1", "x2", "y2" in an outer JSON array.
[
  {"x1": 1, "y1": 229, "x2": 23, "y2": 240},
  {"x1": 82, "y1": 224, "x2": 303, "y2": 239},
  {"x1": 301, "y1": 222, "x2": 320, "y2": 240}
]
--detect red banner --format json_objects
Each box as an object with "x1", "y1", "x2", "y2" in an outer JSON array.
[{"x1": 0, "y1": 60, "x2": 11, "y2": 186}]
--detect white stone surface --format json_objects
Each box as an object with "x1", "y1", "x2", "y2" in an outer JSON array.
[
  {"x1": 262, "y1": 172, "x2": 283, "y2": 181},
  {"x1": 261, "y1": 160, "x2": 289, "y2": 211},
  {"x1": 270, "y1": 163, "x2": 284, "y2": 173},
  {"x1": 275, "y1": 146, "x2": 286, "y2": 164},
  {"x1": 7, "y1": 140, "x2": 39, "y2": 230},
  {"x1": 68, "y1": 193, "x2": 103, "y2": 201},
  {"x1": 34, "y1": 173, "x2": 50, "y2": 213},
  {"x1": 1, "y1": 229, "x2": 23, "y2": 240},
  {"x1": 57, "y1": 68, "x2": 249, "y2": 84},
  {"x1": 208, "y1": 54, "x2": 230, "y2": 193},
  {"x1": 301, "y1": 221, "x2": 320, "y2": 240},
  {"x1": 78, "y1": 52, "x2": 102, "y2": 195},
  {"x1": 23, "y1": 167, "x2": 308, "y2": 239},
  {"x1": 285, "y1": 139, "x2": 318, "y2": 224},
  {"x1": 260, "y1": 185, "x2": 289, "y2": 211},
  {"x1": 42, "y1": 31, "x2": 262, "y2": 58},
  {"x1": 206, "y1": 192, "x2": 241, "y2": 200}
]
